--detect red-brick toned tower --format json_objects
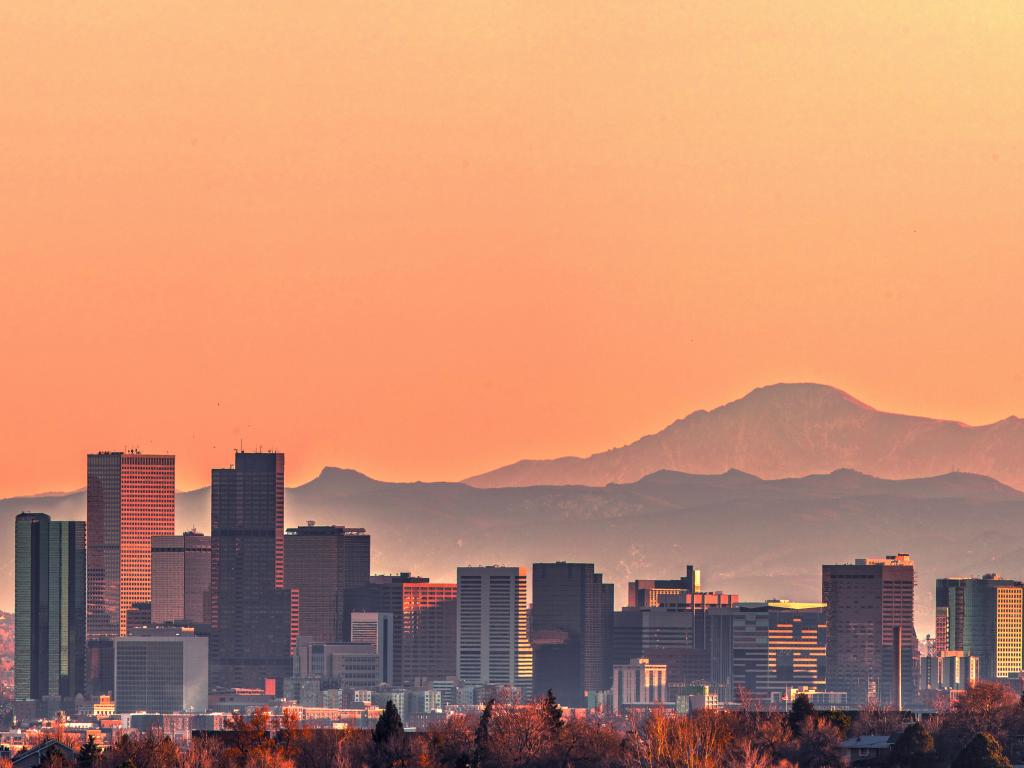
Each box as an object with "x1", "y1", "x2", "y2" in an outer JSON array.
[
  {"x1": 86, "y1": 452, "x2": 176, "y2": 640},
  {"x1": 401, "y1": 582, "x2": 458, "y2": 684}
]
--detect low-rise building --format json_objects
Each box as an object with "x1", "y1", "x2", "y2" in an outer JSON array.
[
  {"x1": 114, "y1": 628, "x2": 208, "y2": 713},
  {"x1": 611, "y1": 658, "x2": 667, "y2": 715}
]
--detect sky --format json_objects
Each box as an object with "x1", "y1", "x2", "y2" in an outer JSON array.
[{"x1": 1, "y1": 3, "x2": 1023, "y2": 497}]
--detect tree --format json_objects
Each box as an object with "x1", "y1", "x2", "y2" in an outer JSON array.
[
  {"x1": 78, "y1": 736, "x2": 100, "y2": 768},
  {"x1": 789, "y1": 694, "x2": 815, "y2": 737},
  {"x1": 373, "y1": 700, "x2": 405, "y2": 745},
  {"x1": 427, "y1": 713, "x2": 475, "y2": 768},
  {"x1": 541, "y1": 690, "x2": 564, "y2": 733},
  {"x1": 368, "y1": 700, "x2": 412, "y2": 768},
  {"x1": 951, "y1": 732, "x2": 1011, "y2": 768},
  {"x1": 890, "y1": 722, "x2": 935, "y2": 768},
  {"x1": 473, "y1": 699, "x2": 494, "y2": 768}
]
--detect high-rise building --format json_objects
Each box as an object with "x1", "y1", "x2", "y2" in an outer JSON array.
[
  {"x1": 613, "y1": 587, "x2": 739, "y2": 689},
  {"x1": 15, "y1": 513, "x2": 86, "y2": 718},
  {"x1": 114, "y1": 627, "x2": 208, "y2": 713},
  {"x1": 284, "y1": 524, "x2": 370, "y2": 643},
  {"x1": 351, "y1": 612, "x2": 394, "y2": 684},
  {"x1": 348, "y1": 573, "x2": 455, "y2": 685},
  {"x1": 822, "y1": 554, "x2": 918, "y2": 707},
  {"x1": 151, "y1": 532, "x2": 211, "y2": 628},
  {"x1": 628, "y1": 566, "x2": 701, "y2": 608},
  {"x1": 401, "y1": 582, "x2": 457, "y2": 684},
  {"x1": 935, "y1": 575, "x2": 1023, "y2": 680},
  {"x1": 705, "y1": 601, "x2": 827, "y2": 703},
  {"x1": 211, "y1": 451, "x2": 294, "y2": 691},
  {"x1": 456, "y1": 566, "x2": 532, "y2": 697},
  {"x1": 86, "y1": 452, "x2": 175, "y2": 639},
  {"x1": 531, "y1": 562, "x2": 613, "y2": 707}
]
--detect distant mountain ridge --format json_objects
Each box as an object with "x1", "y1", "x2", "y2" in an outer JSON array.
[
  {"x1": 4, "y1": 465, "x2": 1024, "y2": 632},
  {"x1": 464, "y1": 383, "x2": 1024, "y2": 489}
]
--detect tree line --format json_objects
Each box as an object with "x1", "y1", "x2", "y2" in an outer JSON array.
[{"x1": 11, "y1": 682, "x2": 1024, "y2": 768}]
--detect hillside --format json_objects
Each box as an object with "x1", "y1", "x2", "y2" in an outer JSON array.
[{"x1": 465, "y1": 383, "x2": 1024, "y2": 489}]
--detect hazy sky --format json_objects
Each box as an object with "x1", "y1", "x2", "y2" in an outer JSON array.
[{"x1": 2, "y1": 3, "x2": 1022, "y2": 496}]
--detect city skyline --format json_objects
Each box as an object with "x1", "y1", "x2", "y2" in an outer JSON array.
[{"x1": 5, "y1": 1, "x2": 1024, "y2": 762}]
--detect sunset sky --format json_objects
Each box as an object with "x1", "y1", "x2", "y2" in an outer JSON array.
[{"x1": 2, "y1": 3, "x2": 1023, "y2": 497}]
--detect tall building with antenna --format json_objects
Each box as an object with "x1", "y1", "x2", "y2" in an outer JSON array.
[{"x1": 210, "y1": 451, "x2": 295, "y2": 691}]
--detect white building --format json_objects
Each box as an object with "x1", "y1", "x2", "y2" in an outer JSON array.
[
  {"x1": 611, "y1": 657, "x2": 667, "y2": 714},
  {"x1": 456, "y1": 566, "x2": 532, "y2": 697},
  {"x1": 350, "y1": 612, "x2": 394, "y2": 684}
]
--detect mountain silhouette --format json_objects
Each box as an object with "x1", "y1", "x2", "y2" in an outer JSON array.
[
  {"x1": 3, "y1": 465, "x2": 1024, "y2": 631},
  {"x1": 464, "y1": 383, "x2": 1024, "y2": 489}
]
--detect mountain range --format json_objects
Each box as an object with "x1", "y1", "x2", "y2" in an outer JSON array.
[
  {"x1": 5, "y1": 382, "x2": 1024, "y2": 632},
  {"x1": 465, "y1": 383, "x2": 1024, "y2": 489}
]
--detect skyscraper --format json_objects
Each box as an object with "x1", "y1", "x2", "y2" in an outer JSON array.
[
  {"x1": 211, "y1": 451, "x2": 294, "y2": 691},
  {"x1": 15, "y1": 513, "x2": 86, "y2": 718},
  {"x1": 531, "y1": 562, "x2": 613, "y2": 707},
  {"x1": 936, "y1": 575, "x2": 1023, "y2": 681},
  {"x1": 706, "y1": 600, "x2": 827, "y2": 703},
  {"x1": 456, "y1": 566, "x2": 532, "y2": 697},
  {"x1": 86, "y1": 452, "x2": 175, "y2": 639},
  {"x1": 401, "y1": 581, "x2": 457, "y2": 684},
  {"x1": 283, "y1": 524, "x2": 370, "y2": 643},
  {"x1": 151, "y1": 531, "x2": 212, "y2": 628},
  {"x1": 822, "y1": 553, "x2": 918, "y2": 707}
]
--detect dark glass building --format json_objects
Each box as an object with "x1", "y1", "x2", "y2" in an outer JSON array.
[
  {"x1": 936, "y1": 575, "x2": 1023, "y2": 680},
  {"x1": 531, "y1": 562, "x2": 613, "y2": 707},
  {"x1": 284, "y1": 524, "x2": 370, "y2": 643},
  {"x1": 15, "y1": 512, "x2": 86, "y2": 717},
  {"x1": 211, "y1": 452, "x2": 294, "y2": 691}
]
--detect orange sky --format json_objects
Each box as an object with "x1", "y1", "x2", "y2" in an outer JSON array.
[{"x1": 2, "y1": 3, "x2": 1023, "y2": 497}]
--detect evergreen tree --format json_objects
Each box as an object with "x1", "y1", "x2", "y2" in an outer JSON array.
[
  {"x1": 473, "y1": 699, "x2": 495, "y2": 768},
  {"x1": 890, "y1": 722, "x2": 935, "y2": 768},
  {"x1": 541, "y1": 689, "x2": 564, "y2": 732},
  {"x1": 373, "y1": 700, "x2": 405, "y2": 745},
  {"x1": 77, "y1": 735, "x2": 100, "y2": 768},
  {"x1": 789, "y1": 693, "x2": 816, "y2": 736},
  {"x1": 951, "y1": 732, "x2": 1011, "y2": 768}
]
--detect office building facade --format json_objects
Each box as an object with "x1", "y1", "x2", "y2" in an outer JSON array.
[
  {"x1": 211, "y1": 451, "x2": 294, "y2": 690},
  {"x1": 401, "y1": 582, "x2": 457, "y2": 684},
  {"x1": 936, "y1": 575, "x2": 1023, "y2": 680},
  {"x1": 114, "y1": 628, "x2": 208, "y2": 713},
  {"x1": 14, "y1": 513, "x2": 86, "y2": 716},
  {"x1": 822, "y1": 554, "x2": 918, "y2": 707},
  {"x1": 707, "y1": 601, "x2": 827, "y2": 703},
  {"x1": 611, "y1": 658, "x2": 668, "y2": 714},
  {"x1": 151, "y1": 532, "x2": 211, "y2": 628},
  {"x1": 86, "y1": 452, "x2": 175, "y2": 639},
  {"x1": 628, "y1": 566, "x2": 701, "y2": 608},
  {"x1": 457, "y1": 566, "x2": 532, "y2": 697},
  {"x1": 531, "y1": 562, "x2": 613, "y2": 707},
  {"x1": 351, "y1": 612, "x2": 394, "y2": 684},
  {"x1": 284, "y1": 524, "x2": 370, "y2": 643}
]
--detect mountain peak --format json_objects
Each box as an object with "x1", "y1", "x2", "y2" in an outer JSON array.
[{"x1": 465, "y1": 383, "x2": 1024, "y2": 490}]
